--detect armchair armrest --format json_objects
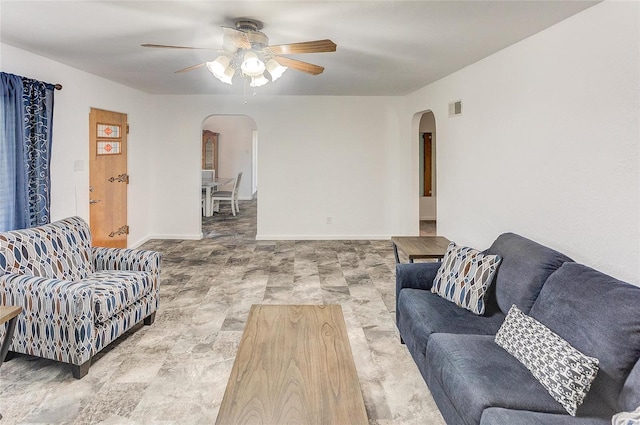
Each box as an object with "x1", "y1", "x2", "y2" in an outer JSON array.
[
  {"x1": 0, "y1": 273, "x2": 94, "y2": 365},
  {"x1": 92, "y1": 247, "x2": 161, "y2": 276}
]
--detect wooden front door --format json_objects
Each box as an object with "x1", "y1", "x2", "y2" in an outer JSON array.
[
  {"x1": 423, "y1": 132, "x2": 433, "y2": 197},
  {"x1": 89, "y1": 108, "x2": 128, "y2": 248}
]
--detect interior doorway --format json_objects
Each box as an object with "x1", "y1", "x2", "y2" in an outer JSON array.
[
  {"x1": 418, "y1": 111, "x2": 436, "y2": 236},
  {"x1": 199, "y1": 115, "x2": 258, "y2": 235}
]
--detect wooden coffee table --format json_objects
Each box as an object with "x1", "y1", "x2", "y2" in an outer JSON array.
[
  {"x1": 391, "y1": 236, "x2": 451, "y2": 263},
  {"x1": 216, "y1": 304, "x2": 368, "y2": 425},
  {"x1": 0, "y1": 306, "x2": 21, "y2": 364}
]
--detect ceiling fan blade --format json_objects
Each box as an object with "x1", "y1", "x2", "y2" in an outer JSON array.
[
  {"x1": 221, "y1": 27, "x2": 251, "y2": 50},
  {"x1": 175, "y1": 63, "x2": 206, "y2": 73},
  {"x1": 274, "y1": 57, "x2": 324, "y2": 75},
  {"x1": 267, "y1": 39, "x2": 336, "y2": 55},
  {"x1": 141, "y1": 43, "x2": 219, "y2": 50}
]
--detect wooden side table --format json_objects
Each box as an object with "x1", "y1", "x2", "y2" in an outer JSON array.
[
  {"x1": 0, "y1": 306, "x2": 22, "y2": 364},
  {"x1": 391, "y1": 236, "x2": 451, "y2": 263}
]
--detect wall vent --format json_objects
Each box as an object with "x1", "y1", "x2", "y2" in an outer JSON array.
[{"x1": 448, "y1": 100, "x2": 463, "y2": 117}]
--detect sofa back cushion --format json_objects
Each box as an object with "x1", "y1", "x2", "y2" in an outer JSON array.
[
  {"x1": 485, "y1": 233, "x2": 572, "y2": 314},
  {"x1": 619, "y1": 359, "x2": 640, "y2": 412},
  {"x1": 0, "y1": 216, "x2": 93, "y2": 281},
  {"x1": 529, "y1": 262, "x2": 640, "y2": 410}
]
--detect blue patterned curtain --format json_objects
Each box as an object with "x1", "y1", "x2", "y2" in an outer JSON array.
[{"x1": 0, "y1": 72, "x2": 55, "y2": 231}]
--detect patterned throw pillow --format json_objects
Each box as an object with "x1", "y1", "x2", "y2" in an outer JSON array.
[
  {"x1": 431, "y1": 242, "x2": 502, "y2": 315},
  {"x1": 495, "y1": 305, "x2": 599, "y2": 416}
]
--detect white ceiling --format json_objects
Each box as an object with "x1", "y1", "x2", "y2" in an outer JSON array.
[{"x1": 0, "y1": 1, "x2": 599, "y2": 96}]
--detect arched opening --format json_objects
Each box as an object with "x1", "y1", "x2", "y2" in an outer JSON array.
[
  {"x1": 200, "y1": 114, "x2": 258, "y2": 236},
  {"x1": 418, "y1": 111, "x2": 436, "y2": 235}
]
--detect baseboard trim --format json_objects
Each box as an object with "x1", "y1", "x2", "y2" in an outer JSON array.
[
  {"x1": 134, "y1": 233, "x2": 394, "y2": 245},
  {"x1": 256, "y1": 234, "x2": 392, "y2": 241},
  {"x1": 132, "y1": 234, "x2": 203, "y2": 247},
  {"x1": 129, "y1": 236, "x2": 153, "y2": 248}
]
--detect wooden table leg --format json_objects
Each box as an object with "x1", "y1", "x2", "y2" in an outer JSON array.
[
  {"x1": 0, "y1": 315, "x2": 18, "y2": 365},
  {"x1": 205, "y1": 186, "x2": 212, "y2": 217}
]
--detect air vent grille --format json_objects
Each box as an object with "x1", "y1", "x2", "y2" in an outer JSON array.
[{"x1": 449, "y1": 100, "x2": 463, "y2": 117}]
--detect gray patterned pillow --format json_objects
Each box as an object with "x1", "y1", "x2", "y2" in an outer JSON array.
[
  {"x1": 495, "y1": 305, "x2": 599, "y2": 416},
  {"x1": 431, "y1": 242, "x2": 502, "y2": 315}
]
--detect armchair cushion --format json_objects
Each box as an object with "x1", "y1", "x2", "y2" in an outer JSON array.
[
  {"x1": 0, "y1": 273, "x2": 94, "y2": 365},
  {"x1": 90, "y1": 271, "x2": 154, "y2": 324}
]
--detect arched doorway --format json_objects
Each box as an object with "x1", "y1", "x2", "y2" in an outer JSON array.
[
  {"x1": 418, "y1": 111, "x2": 436, "y2": 235},
  {"x1": 200, "y1": 114, "x2": 258, "y2": 235}
]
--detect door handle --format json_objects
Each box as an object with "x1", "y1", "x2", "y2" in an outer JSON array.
[{"x1": 89, "y1": 199, "x2": 101, "y2": 204}]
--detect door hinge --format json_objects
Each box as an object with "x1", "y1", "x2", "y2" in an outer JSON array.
[
  {"x1": 108, "y1": 173, "x2": 129, "y2": 184},
  {"x1": 127, "y1": 124, "x2": 130, "y2": 134},
  {"x1": 108, "y1": 225, "x2": 129, "y2": 237}
]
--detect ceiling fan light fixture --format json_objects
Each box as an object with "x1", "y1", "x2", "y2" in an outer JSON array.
[
  {"x1": 241, "y1": 51, "x2": 266, "y2": 77},
  {"x1": 250, "y1": 73, "x2": 269, "y2": 87},
  {"x1": 206, "y1": 56, "x2": 230, "y2": 79},
  {"x1": 266, "y1": 59, "x2": 287, "y2": 81},
  {"x1": 219, "y1": 66, "x2": 236, "y2": 84}
]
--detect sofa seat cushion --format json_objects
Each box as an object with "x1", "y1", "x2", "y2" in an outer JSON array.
[
  {"x1": 397, "y1": 289, "x2": 505, "y2": 364},
  {"x1": 529, "y1": 262, "x2": 640, "y2": 411},
  {"x1": 480, "y1": 408, "x2": 610, "y2": 425},
  {"x1": 426, "y1": 334, "x2": 573, "y2": 425},
  {"x1": 87, "y1": 270, "x2": 153, "y2": 324}
]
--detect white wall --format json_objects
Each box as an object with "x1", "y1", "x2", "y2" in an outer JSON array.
[
  {"x1": 1, "y1": 44, "x2": 154, "y2": 247},
  {"x1": 4, "y1": 0, "x2": 637, "y2": 285},
  {"x1": 202, "y1": 115, "x2": 256, "y2": 200},
  {"x1": 147, "y1": 95, "x2": 403, "y2": 240},
  {"x1": 419, "y1": 112, "x2": 437, "y2": 220},
  {"x1": 401, "y1": 1, "x2": 640, "y2": 284}
]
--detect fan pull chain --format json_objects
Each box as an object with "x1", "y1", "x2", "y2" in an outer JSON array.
[{"x1": 243, "y1": 76, "x2": 248, "y2": 104}]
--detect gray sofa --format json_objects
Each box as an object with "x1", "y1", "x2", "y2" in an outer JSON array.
[{"x1": 396, "y1": 233, "x2": 640, "y2": 425}]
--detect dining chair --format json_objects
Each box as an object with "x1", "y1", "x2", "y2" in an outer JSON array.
[{"x1": 212, "y1": 171, "x2": 242, "y2": 216}]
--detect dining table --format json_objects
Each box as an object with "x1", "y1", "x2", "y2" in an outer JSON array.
[{"x1": 202, "y1": 177, "x2": 234, "y2": 217}]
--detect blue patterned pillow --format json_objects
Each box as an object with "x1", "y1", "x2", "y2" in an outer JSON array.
[{"x1": 431, "y1": 242, "x2": 502, "y2": 315}]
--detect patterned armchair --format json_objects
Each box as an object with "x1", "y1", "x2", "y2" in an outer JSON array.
[{"x1": 0, "y1": 216, "x2": 161, "y2": 378}]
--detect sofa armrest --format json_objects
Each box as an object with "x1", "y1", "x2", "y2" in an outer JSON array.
[
  {"x1": 92, "y1": 247, "x2": 162, "y2": 277},
  {"x1": 0, "y1": 273, "x2": 94, "y2": 365},
  {"x1": 396, "y1": 262, "x2": 440, "y2": 293},
  {"x1": 395, "y1": 262, "x2": 441, "y2": 319}
]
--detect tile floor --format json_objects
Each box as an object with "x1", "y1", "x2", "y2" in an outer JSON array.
[{"x1": 0, "y1": 199, "x2": 445, "y2": 425}]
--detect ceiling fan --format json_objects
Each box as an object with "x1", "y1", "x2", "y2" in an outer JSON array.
[{"x1": 141, "y1": 19, "x2": 337, "y2": 87}]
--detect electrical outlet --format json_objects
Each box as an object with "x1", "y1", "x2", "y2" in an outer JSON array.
[{"x1": 326, "y1": 217, "x2": 333, "y2": 225}]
